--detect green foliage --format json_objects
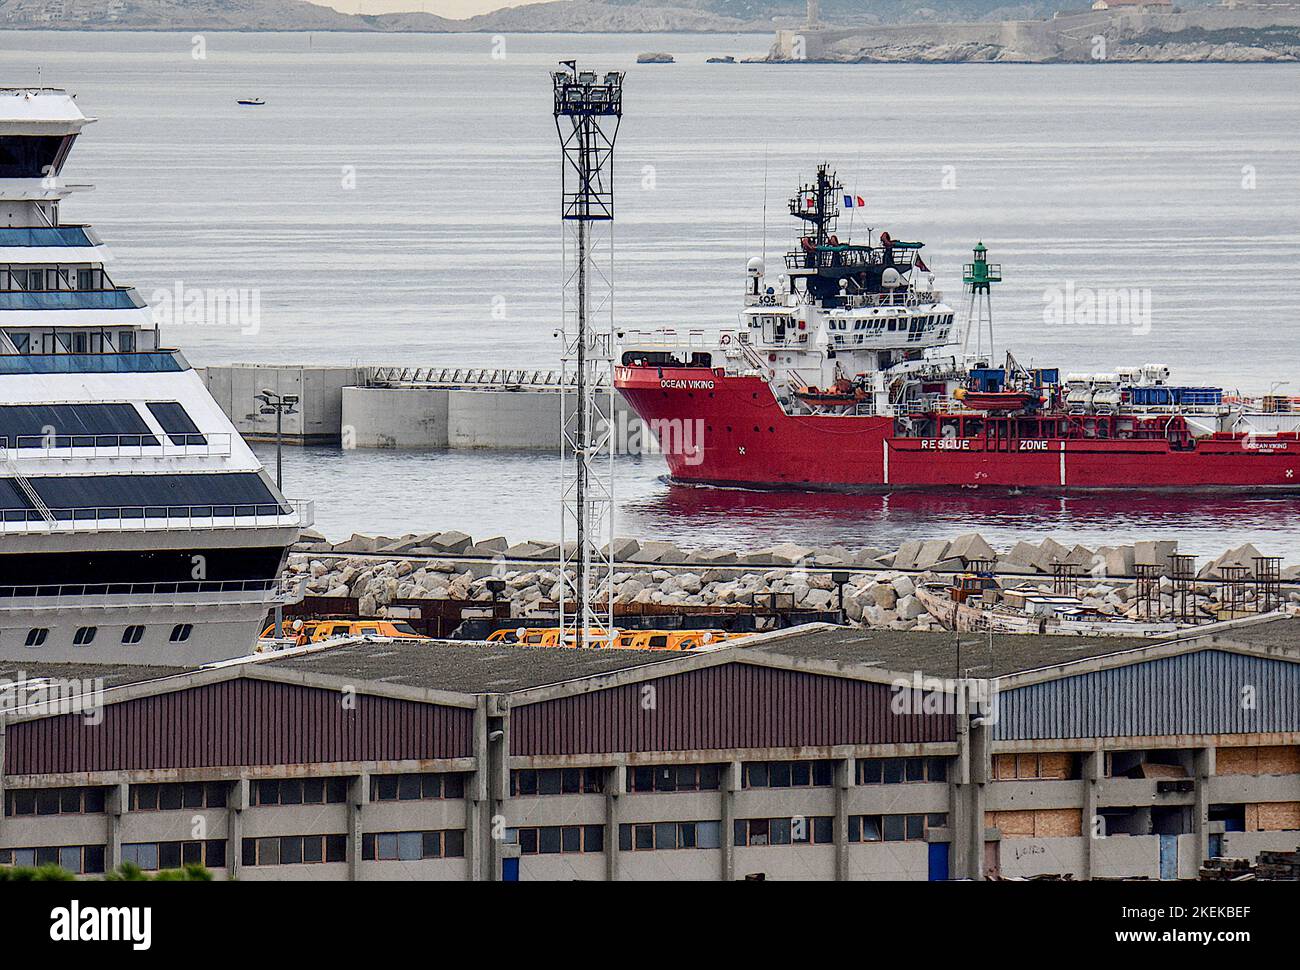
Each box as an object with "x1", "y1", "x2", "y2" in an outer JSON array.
[
  {"x1": 106, "y1": 861, "x2": 213, "y2": 881},
  {"x1": 0, "y1": 863, "x2": 77, "y2": 881},
  {"x1": 0, "y1": 861, "x2": 213, "y2": 881}
]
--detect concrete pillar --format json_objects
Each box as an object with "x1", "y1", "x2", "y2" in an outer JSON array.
[
  {"x1": 468, "y1": 697, "x2": 490, "y2": 882},
  {"x1": 721, "y1": 760, "x2": 741, "y2": 881},
  {"x1": 0, "y1": 721, "x2": 6, "y2": 848},
  {"x1": 1082, "y1": 747, "x2": 1102, "y2": 880},
  {"x1": 347, "y1": 772, "x2": 369, "y2": 881},
  {"x1": 967, "y1": 717, "x2": 990, "y2": 881},
  {"x1": 951, "y1": 711, "x2": 972, "y2": 880},
  {"x1": 1193, "y1": 746, "x2": 1214, "y2": 868},
  {"x1": 833, "y1": 757, "x2": 851, "y2": 881},
  {"x1": 605, "y1": 764, "x2": 625, "y2": 882},
  {"x1": 105, "y1": 783, "x2": 126, "y2": 873},
  {"x1": 484, "y1": 696, "x2": 509, "y2": 882},
  {"x1": 228, "y1": 778, "x2": 248, "y2": 880}
]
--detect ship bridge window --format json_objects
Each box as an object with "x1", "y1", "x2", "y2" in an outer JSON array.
[
  {"x1": 0, "y1": 472, "x2": 285, "y2": 521},
  {"x1": 0, "y1": 135, "x2": 73, "y2": 179},
  {"x1": 0, "y1": 403, "x2": 157, "y2": 450},
  {"x1": 146, "y1": 401, "x2": 207, "y2": 445}
]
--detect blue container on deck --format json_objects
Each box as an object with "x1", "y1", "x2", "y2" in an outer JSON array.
[{"x1": 1129, "y1": 386, "x2": 1222, "y2": 407}]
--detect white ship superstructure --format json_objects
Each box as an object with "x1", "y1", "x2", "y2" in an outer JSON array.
[{"x1": 0, "y1": 88, "x2": 308, "y2": 664}]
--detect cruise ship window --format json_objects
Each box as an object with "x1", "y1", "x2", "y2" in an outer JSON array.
[
  {"x1": 169, "y1": 623, "x2": 193, "y2": 643},
  {"x1": 10, "y1": 333, "x2": 28, "y2": 353},
  {"x1": 73, "y1": 626, "x2": 96, "y2": 646},
  {"x1": 146, "y1": 401, "x2": 207, "y2": 446},
  {"x1": 24, "y1": 628, "x2": 48, "y2": 647},
  {"x1": 122, "y1": 625, "x2": 145, "y2": 644},
  {"x1": 119, "y1": 330, "x2": 135, "y2": 353}
]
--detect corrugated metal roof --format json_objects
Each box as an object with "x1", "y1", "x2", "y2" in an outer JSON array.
[
  {"x1": 259, "y1": 639, "x2": 681, "y2": 694},
  {"x1": 511, "y1": 661, "x2": 955, "y2": 756},
  {"x1": 995, "y1": 649, "x2": 1300, "y2": 740},
  {"x1": 5, "y1": 677, "x2": 473, "y2": 775}
]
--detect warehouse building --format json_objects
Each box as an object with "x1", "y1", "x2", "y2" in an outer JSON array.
[{"x1": 1, "y1": 617, "x2": 1298, "y2": 881}]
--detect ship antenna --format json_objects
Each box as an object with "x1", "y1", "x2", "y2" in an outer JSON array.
[{"x1": 761, "y1": 144, "x2": 769, "y2": 267}]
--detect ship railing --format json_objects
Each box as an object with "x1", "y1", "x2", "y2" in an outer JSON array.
[
  {"x1": 0, "y1": 498, "x2": 313, "y2": 533},
  {"x1": 0, "y1": 433, "x2": 234, "y2": 459},
  {"x1": 0, "y1": 578, "x2": 296, "y2": 609},
  {"x1": 616, "y1": 329, "x2": 713, "y2": 349},
  {"x1": 365, "y1": 366, "x2": 608, "y2": 389}
]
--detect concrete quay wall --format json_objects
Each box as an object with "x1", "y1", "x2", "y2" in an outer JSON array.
[
  {"x1": 199, "y1": 364, "x2": 644, "y2": 451},
  {"x1": 342, "y1": 384, "x2": 643, "y2": 450}
]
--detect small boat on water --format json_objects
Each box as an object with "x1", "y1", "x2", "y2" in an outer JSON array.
[{"x1": 237, "y1": 98, "x2": 265, "y2": 107}]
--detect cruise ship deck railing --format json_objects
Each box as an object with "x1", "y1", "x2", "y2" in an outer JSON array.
[
  {"x1": 0, "y1": 433, "x2": 234, "y2": 459},
  {"x1": 0, "y1": 579, "x2": 301, "y2": 608},
  {"x1": 0, "y1": 289, "x2": 145, "y2": 311},
  {"x1": 0, "y1": 499, "x2": 313, "y2": 532}
]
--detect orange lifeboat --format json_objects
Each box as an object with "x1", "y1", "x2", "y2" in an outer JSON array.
[
  {"x1": 953, "y1": 387, "x2": 1040, "y2": 412},
  {"x1": 795, "y1": 378, "x2": 867, "y2": 407}
]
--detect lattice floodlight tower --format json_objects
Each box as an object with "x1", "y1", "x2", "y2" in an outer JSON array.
[
  {"x1": 553, "y1": 62, "x2": 623, "y2": 648},
  {"x1": 961, "y1": 241, "x2": 1001, "y2": 363}
]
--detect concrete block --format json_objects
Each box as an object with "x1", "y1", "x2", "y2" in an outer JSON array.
[
  {"x1": 628, "y1": 541, "x2": 686, "y2": 564},
  {"x1": 1133, "y1": 539, "x2": 1177, "y2": 571},
  {"x1": 427, "y1": 531, "x2": 473, "y2": 555},
  {"x1": 687, "y1": 547, "x2": 739, "y2": 565},
  {"x1": 947, "y1": 532, "x2": 996, "y2": 564},
  {"x1": 913, "y1": 539, "x2": 951, "y2": 570},
  {"x1": 896, "y1": 594, "x2": 926, "y2": 620},
  {"x1": 766, "y1": 543, "x2": 815, "y2": 566},
  {"x1": 605, "y1": 537, "x2": 641, "y2": 561},
  {"x1": 892, "y1": 540, "x2": 924, "y2": 570}
]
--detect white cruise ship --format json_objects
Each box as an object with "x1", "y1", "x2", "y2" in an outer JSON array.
[{"x1": 0, "y1": 87, "x2": 308, "y2": 664}]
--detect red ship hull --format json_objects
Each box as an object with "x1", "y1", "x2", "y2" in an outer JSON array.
[{"x1": 616, "y1": 366, "x2": 1300, "y2": 492}]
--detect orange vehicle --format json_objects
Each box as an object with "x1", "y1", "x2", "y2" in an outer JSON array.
[
  {"x1": 260, "y1": 618, "x2": 425, "y2": 643},
  {"x1": 486, "y1": 627, "x2": 617, "y2": 647},
  {"x1": 613, "y1": 629, "x2": 730, "y2": 651}
]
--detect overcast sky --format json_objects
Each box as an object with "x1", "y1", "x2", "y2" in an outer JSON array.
[{"x1": 309, "y1": 0, "x2": 539, "y2": 18}]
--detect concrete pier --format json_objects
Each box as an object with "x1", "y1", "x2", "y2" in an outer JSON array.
[
  {"x1": 342, "y1": 384, "x2": 641, "y2": 450},
  {"x1": 199, "y1": 363, "x2": 362, "y2": 445},
  {"x1": 199, "y1": 363, "x2": 644, "y2": 451}
]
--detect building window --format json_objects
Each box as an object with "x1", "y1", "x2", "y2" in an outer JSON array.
[
  {"x1": 618, "y1": 821, "x2": 722, "y2": 851},
  {"x1": 250, "y1": 777, "x2": 349, "y2": 807},
  {"x1": 847, "y1": 813, "x2": 947, "y2": 843},
  {"x1": 742, "y1": 760, "x2": 835, "y2": 789},
  {"x1": 121, "y1": 625, "x2": 146, "y2": 644},
  {"x1": 361, "y1": 830, "x2": 465, "y2": 861},
  {"x1": 506, "y1": 825, "x2": 604, "y2": 855},
  {"x1": 370, "y1": 772, "x2": 465, "y2": 802},
  {"x1": 24, "y1": 628, "x2": 48, "y2": 647},
  {"x1": 169, "y1": 623, "x2": 193, "y2": 643},
  {"x1": 733, "y1": 817, "x2": 834, "y2": 847},
  {"x1": 130, "y1": 782, "x2": 228, "y2": 812},
  {"x1": 0, "y1": 844, "x2": 105, "y2": 874},
  {"x1": 511, "y1": 767, "x2": 604, "y2": 797},
  {"x1": 241, "y1": 835, "x2": 347, "y2": 867},
  {"x1": 855, "y1": 757, "x2": 949, "y2": 785},
  {"x1": 122, "y1": 840, "x2": 227, "y2": 871},
  {"x1": 627, "y1": 763, "x2": 722, "y2": 793},
  {"x1": 992, "y1": 753, "x2": 1076, "y2": 781},
  {"x1": 5, "y1": 787, "x2": 106, "y2": 817},
  {"x1": 73, "y1": 626, "x2": 97, "y2": 646}
]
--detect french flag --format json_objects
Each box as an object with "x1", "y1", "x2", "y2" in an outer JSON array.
[{"x1": 843, "y1": 194, "x2": 865, "y2": 208}]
